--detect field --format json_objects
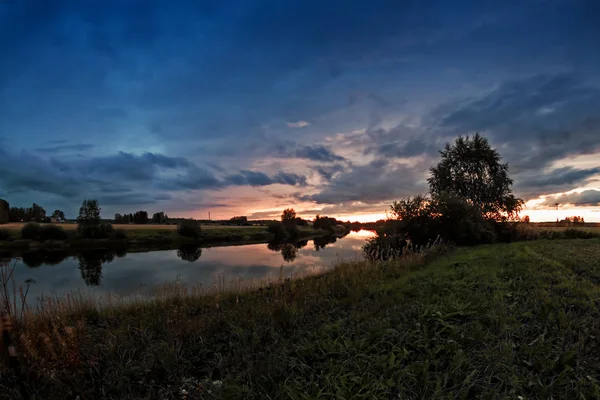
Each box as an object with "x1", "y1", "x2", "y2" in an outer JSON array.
[
  {"x1": 3, "y1": 238, "x2": 600, "y2": 399},
  {"x1": 1, "y1": 222, "x2": 266, "y2": 232}
]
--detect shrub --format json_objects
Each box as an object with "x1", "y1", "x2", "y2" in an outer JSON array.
[
  {"x1": 363, "y1": 234, "x2": 409, "y2": 261},
  {"x1": 21, "y1": 222, "x2": 41, "y2": 240},
  {"x1": 39, "y1": 225, "x2": 68, "y2": 241},
  {"x1": 564, "y1": 228, "x2": 598, "y2": 239},
  {"x1": 177, "y1": 220, "x2": 202, "y2": 238},
  {"x1": 78, "y1": 222, "x2": 114, "y2": 239},
  {"x1": 112, "y1": 229, "x2": 127, "y2": 240},
  {"x1": 267, "y1": 221, "x2": 288, "y2": 239},
  {"x1": 0, "y1": 229, "x2": 10, "y2": 241}
]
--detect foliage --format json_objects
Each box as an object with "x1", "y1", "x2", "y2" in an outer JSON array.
[
  {"x1": 39, "y1": 224, "x2": 68, "y2": 241},
  {"x1": 51, "y1": 210, "x2": 66, "y2": 220},
  {"x1": 114, "y1": 213, "x2": 134, "y2": 224},
  {"x1": 177, "y1": 220, "x2": 202, "y2": 238},
  {"x1": 77, "y1": 199, "x2": 101, "y2": 227},
  {"x1": 281, "y1": 208, "x2": 298, "y2": 237},
  {"x1": 21, "y1": 222, "x2": 41, "y2": 240},
  {"x1": 151, "y1": 212, "x2": 168, "y2": 224},
  {"x1": 133, "y1": 210, "x2": 149, "y2": 224},
  {"x1": 281, "y1": 208, "x2": 296, "y2": 221},
  {"x1": 0, "y1": 198, "x2": 8, "y2": 224},
  {"x1": 112, "y1": 229, "x2": 127, "y2": 240},
  {"x1": 313, "y1": 215, "x2": 338, "y2": 231},
  {"x1": 229, "y1": 216, "x2": 248, "y2": 225},
  {"x1": 267, "y1": 221, "x2": 288, "y2": 239},
  {"x1": 9, "y1": 203, "x2": 47, "y2": 222},
  {"x1": 0, "y1": 229, "x2": 10, "y2": 241},
  {"x1": 78, "y1": 223, "x2": 115, "y2": 239},
  {"x1": 177, "y1": 245, "x2": 203, "y2": 262},
  {"x1": 428, "y1": 133, "x2": 523, "y2": 220}
]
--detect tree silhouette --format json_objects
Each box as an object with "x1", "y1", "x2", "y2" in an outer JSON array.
[
  {"x1": 428, "y1": 133, "x2": 523, "y2": 220},
  {"x1": 177, "y1": 245, "x2": 203, "y2": 262},
  {"x1": 76, "y1": 250, "x2": 115, "y2": 286}
]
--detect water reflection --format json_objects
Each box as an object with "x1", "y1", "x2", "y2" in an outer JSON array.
[
  {"x1": 5, "y1": 231, "x2": 375, "y2": 301},
  {"x1": 313, "y1": 235, "x2": 339, "y2": 251},
  {"x1": 22, "y1": 251, "x2": 69, "y2": 267},
  {"x1": 177, "y1": 245, "x2": 203, "y2": 262},
  {"x1": 267, "y1": 239, "x2": 309, "y2": 262}
]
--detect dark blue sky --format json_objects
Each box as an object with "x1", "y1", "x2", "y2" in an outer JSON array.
[{"x1": 1, "y1": 0, "x2": 600, "y2": 220}]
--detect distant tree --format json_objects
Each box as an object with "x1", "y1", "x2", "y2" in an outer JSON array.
[
  {"x1": 133, "y1": 211, "x2": 149, "y2": 224},
  {"x1": 77, "y1": 199, "x2": 101, "y2": 227},
  {"x1": 152, "y1": 212, "x2": 167, "y2": 224},
  {"x1": 281, "y1": 208, "x2": 298, "y2": 236},
  {"x1": 313, "y1": 215, "x2": 338, "y2": 231},
  {"x1": 295, "y1": 217, "x2": 309, "y2": 227},
  {"x1": 30, "y1": 203, "x2": 46, "y2": 222},
  {"x1": 0, "y1": 199, "x2": 8, "y2": 224},
  {"x1": 229, "y1": 216, "x2": 248, "y2": 225},
  {"x1": 281, "y1": 209, "x2": 296, "y2": 221},
  {"x1": 51, "y1": 209, "x2": 65, "y2": 220},
  {"x1": 521, "y1": 215, "x2": 531, "y2": 223},
  {"x1": 428, "y1": 133, "x2": 523, "y2": 220}
]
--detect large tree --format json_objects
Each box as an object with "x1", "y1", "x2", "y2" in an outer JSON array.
[
  {"x1": 428, "y1": 133, "x2": 523, "y2": 220},
  {"x1": 77, "y1": 199, "x2": 101, "y2": 227},
  {"x1": 52, "y1": 209, "x2": 65, "y2": 220}
]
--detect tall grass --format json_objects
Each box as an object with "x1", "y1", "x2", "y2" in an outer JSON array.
[{"x1": 0, "y1": 244, "x2": 445, "y2": 399}]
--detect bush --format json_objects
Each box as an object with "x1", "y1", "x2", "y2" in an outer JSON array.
[
  {"x1": 363, "y1": 234, "x2": 409, "y2": 261},
  {"x1": 21, "y1": 222, "x2": 41, "y2": 240},
  {"x1": 0, "y1": 229, "x2": 10, "y2": 241},
  {"x1": 177, "y1": 220, "x2": 202, "y2": 238},
  {"x1": 39, "y1": 225, "x2": 68, "y2": 241},
  {"x1": 267, "y1": 221, "x2": 288, "y2": 239},
  {"x1": 112, "y1": 229, "x2": 127, "y2": 240},
  {"x1": 78, "y1": 223, "x2": 114, "y2": 239}
]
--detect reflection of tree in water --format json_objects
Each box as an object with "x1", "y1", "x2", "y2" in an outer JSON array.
[
  {"x1": 176, "y1": 245, "x2": 202, "y2": 262},
  {"x1": 313, "y1": 235, "x2": 338, "y2": 251},
  {"x1": 22, "y1": 251, "x2": 69, "y2": 268},
  {"x1": 76, "y1": 250, "x2": 116, "y2": 286},
  {"x1": 267, "y1": 240, "x2": 308, "y2": 262}
]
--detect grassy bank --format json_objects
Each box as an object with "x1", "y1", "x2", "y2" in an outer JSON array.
[
  {"x1": 2, "y1": 239, "x2": 600, "y2": 398},
  {"x1": 0, "y1": 224, "x2": 329, "y2": 253}
]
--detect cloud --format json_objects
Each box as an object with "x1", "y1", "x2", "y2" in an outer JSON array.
[
  {"x1": 303, "y1": 159, "x2": 428, "y2": 204},
  {"x1": 294, "y1": 145, "x2": 345, "y2": 162},
  {"x1": 431, "y1": 74, "x2": 600, "y2": 171},
  {"x1": 541, "y1": 190, "x2": 600, "y2": 207},
  {"x1": 225, "y1": 170, "x2": 307, "y2": 187},
  {"x1": 35, "y1": 143, "x2": 95, "y2": 153},
  {"x1": 516, "y1": 167, "x2": 600, "y2": 195},
  {"x1": 314, "y1": 164, "x2": 346, "y2": 181},
  {"x1": 287, "y1": 121, "x2": 310, "y2": 128}
]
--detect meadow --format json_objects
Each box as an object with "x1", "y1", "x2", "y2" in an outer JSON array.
[{"x1": 2, "y1": 238, "x2": 600, "y2": 399}]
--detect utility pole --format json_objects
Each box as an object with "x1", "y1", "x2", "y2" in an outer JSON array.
[
  {"x1": 208, "y1": 212, "x2": 211, "y2": 222},
  {"x1": 555, "y1": 203, "x2": 559, "y2": 223}
]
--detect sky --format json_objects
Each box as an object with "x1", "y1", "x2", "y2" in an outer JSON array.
[{"x1": 1, "y1": 0, "x2": 600, "y2": 222}]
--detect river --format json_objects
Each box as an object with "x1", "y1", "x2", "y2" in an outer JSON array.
[{"x1": 0, "y1": 230, "x2": 374, "y2": 303}]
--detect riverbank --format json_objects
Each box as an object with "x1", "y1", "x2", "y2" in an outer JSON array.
[
  {"x1": 0, "y1": 224, "x2": 332, "y2": 253},
  {"x1": 3, "y1": 239, "x2": 600, "y2": 399}
]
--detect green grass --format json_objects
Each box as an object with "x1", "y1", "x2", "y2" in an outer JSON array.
[{"x1": 3, "y1": 239, "x2": 600, "y2": 399}]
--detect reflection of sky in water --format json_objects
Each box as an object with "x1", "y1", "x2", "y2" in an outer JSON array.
[{"x1": 5, "y1": 231, "x2": 374, "y2": 301}]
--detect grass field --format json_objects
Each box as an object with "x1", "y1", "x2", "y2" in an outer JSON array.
[
  {"x1": 1, "y1": 222, "x2": 266, "y2": 232},
  {"x1": 3, "y1": 238, "x2": 600, "y2": 399}
]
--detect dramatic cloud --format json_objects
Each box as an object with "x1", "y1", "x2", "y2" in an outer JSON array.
[
  {"x1": 541, "y1": 190, "x2": 600, "y2": 207},
  {"x1": 1, "y1": 1, "x2": 599, "y2": 219},
  {"x1": 304, "y1": 159, "x2": 429, "y2": 205}
]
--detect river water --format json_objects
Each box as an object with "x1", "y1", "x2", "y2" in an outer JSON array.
[{"x1": 0, "y1": 230, "x2": 374, "y2": 303}]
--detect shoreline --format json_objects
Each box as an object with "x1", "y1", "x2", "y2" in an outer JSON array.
[{"x1": 0, "y1": 226, "x2": 336, "y2": 255}]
